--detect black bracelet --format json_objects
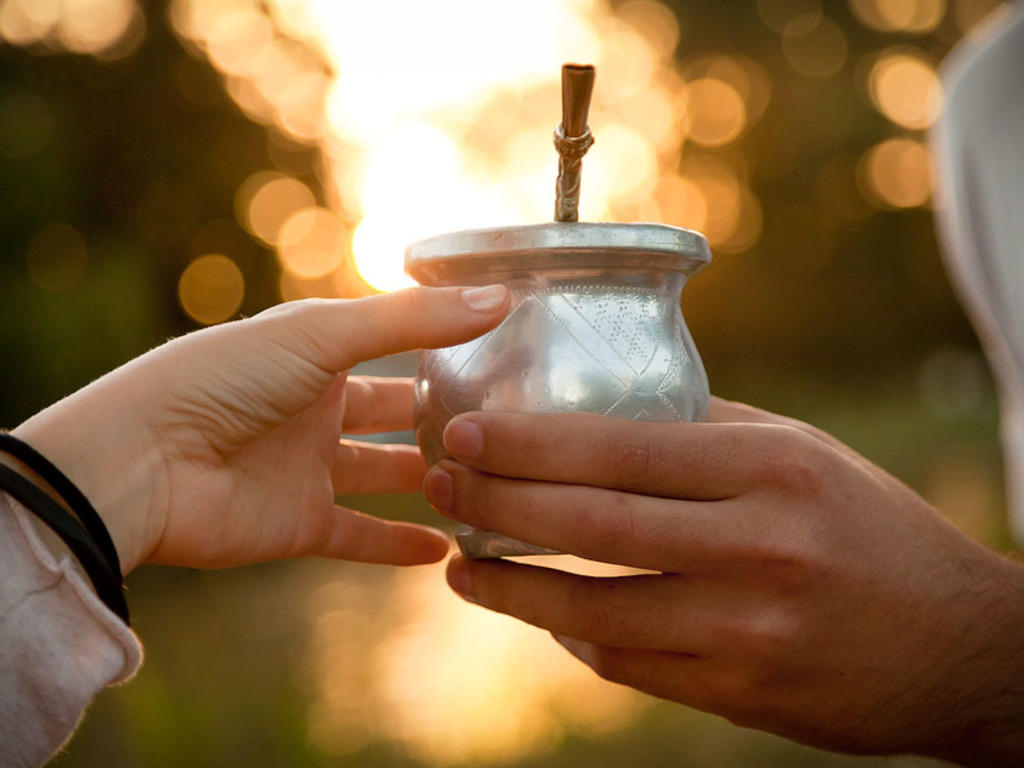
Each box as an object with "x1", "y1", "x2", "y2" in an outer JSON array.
[
  {"x1": 0, "y1": 463, "x2": 130, "y2": 626},
  {"x1": 0, "y1": 432, "x2": 122, "y2": 577}
]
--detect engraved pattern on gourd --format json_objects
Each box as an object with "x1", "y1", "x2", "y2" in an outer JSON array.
[
  {"x1": 429, "y1": 284, "x2": 693, "y2": 423},
  {"x1": 427, "y1": 333, "x2": 488, "y2": 419},
  {"x1": 556, "y1": 286, "x2": 666, "y2": 377}
]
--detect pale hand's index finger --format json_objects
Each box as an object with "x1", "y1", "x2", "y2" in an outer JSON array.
[
  {"x1": 316, "y1": 506, "x2": 449, "y2": 565},
  {"x1": 267, "y1": 286, "x2": 508, "y2": 374},
  {"x1": 332, "y1": 441, "x2": 426, "y2": 494},
  {"x1": 342, "y1": 376, "x2": 417, "y2": 434}
]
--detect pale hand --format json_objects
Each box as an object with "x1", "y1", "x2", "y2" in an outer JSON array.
[
  {"x1": 424, "y1": 399, "x2": 1024, "y2": 767},
  {"x1": 14, "y1": 285, "x2": 508, "y2": 573}
]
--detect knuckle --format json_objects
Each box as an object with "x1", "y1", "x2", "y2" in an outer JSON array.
[
  {"x1": 266, "y1": 298, "x2": 345, "y2": 368},
  {"x1": 734, "y1": 535, "x2": 824, "y2": 596},
  {"x1": 757, "y1": 427, "x2": 829, "y2": 493},
  {"x1": 773, "y1": 539, "x2": 828, "y2": 593},
  {"x1": 767, "y1": 558, "x2": 816, "y2": 597},
  {"x1": 737, "y1": 609, "x2": 801, "y2": 669},
  {"x1": 387, "y1": 286, "x2": 428, "y2": 314},
  {"x1": 772, "y1": 413, "x2": 848, "y2": 455}
]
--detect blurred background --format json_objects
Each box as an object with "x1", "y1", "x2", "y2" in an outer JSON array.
[{"x1": 0, "y1": 0, "x2": 1014, "y2": 765}]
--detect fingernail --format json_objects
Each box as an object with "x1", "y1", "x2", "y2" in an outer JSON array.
[
  {"x1": 424, "y1": 466, "x2": 453, "y2": 515},
  {"x1": 445, "y1": 418, "x2": 483, "y2": 460},
  {"x1": 460, "y1": 285, "x2": 507, "y2": 312},
  {"x1": 447, "y1": 556, "x2": 477, "y2": 602}
]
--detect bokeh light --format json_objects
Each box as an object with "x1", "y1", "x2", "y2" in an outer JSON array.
[
  {"x1": 236, "y1": 171, "x2": 317, "y2": 246},
  {"x1": 277, "y1": 207, "x2": 347, "y2": 279},
  {"x1": 616, "y1": 0, "x2": 681, "y2": 60},
  {"x1": 677, "y1": 154, "x2": 756, "y2": 248},
  {"x1": 849, "y1": 0, "x2": 947, "y2": 33},
  {"x1": 58, "y1": 0, "x2": 139, "y2": 55},
  {"x1": 720, "y1": 187, "x2": 765, "y2": 253},
  {"x1": 177, "y1": 253, "x2": 245, "y2": 325},
  {"x1": 655, "y1": 174, "x2": 709, "y2": 231},
  {"x1": 858, "y1": 137, "x2": 933, "y2": 208},
  {"x1": 868, "y1": 47, "x2": 943, "y2": 130},
  {"x1": 681, "y1": 78, "x2": 747, "y2": 147},
  {"x1": 171, "y1": 0, "x2": 767, "y2": 293},
  {"x1": 685, "y1": 55, "x2": 772, "y2": 125},
  {"x1": 0, "y1": 0, "x2": 143, "y2": 57}
]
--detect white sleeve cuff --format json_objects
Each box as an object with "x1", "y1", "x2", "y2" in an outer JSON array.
[{"x1": 0, "y1": 493, "x2": 143, "y2": 767}]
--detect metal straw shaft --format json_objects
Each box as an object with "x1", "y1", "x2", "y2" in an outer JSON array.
[{"x1": 554, "y1": 64, "x2": 596, "y2": 222}]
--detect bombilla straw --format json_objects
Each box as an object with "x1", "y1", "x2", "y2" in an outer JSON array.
[{"x1": 554, "y1": 63, "x2": 596, "y2": 222}]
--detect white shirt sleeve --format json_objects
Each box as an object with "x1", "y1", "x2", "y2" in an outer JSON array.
[
  {"x1": 932, "y1": 4, "x2": 1024, "y2": 544},
  {"x1": 0, "y1": 492, "x2": 142, "y2": 768}
]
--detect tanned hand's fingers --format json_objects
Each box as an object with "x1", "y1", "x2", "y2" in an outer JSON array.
[
  {"x1": 441, "y1": 410, "x2": 826, "y2": 500},
  {"x1": 446, "y1": 556, "x2": 720, "y2": 653},
  {"x1": 342, "y1": 377, "x2": 417, "y2": 434},
  {"x1": 332, "y1": 441, "x2": 426, "y2": 494},
  {"x1": 425, "y1": 463, "x2": 743, "y2": 572}
]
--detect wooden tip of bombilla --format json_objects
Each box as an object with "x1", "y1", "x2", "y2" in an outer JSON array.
[{"x1": 561, "y1": 63, "x2": 596, "y2": 138}]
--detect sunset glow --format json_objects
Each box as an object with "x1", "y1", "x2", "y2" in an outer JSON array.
[
  {"x1": 169, "y1": 0, "x2": 770, "y2": 296},
  {"x1": 303, "y1": 559, "x2": 649, "y2": 766}
]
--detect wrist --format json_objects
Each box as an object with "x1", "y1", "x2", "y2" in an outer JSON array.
[
  {"x1": 929, "y1": 554, "x2": 1024, "y2": 767},
  {"x1": 11, "y1": 372, "x2": 169, "y2": 575}
]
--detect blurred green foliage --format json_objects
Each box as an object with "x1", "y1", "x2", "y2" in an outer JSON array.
[{"x1": 0, "y1": 6, "x2": 300, "y2": 420}]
